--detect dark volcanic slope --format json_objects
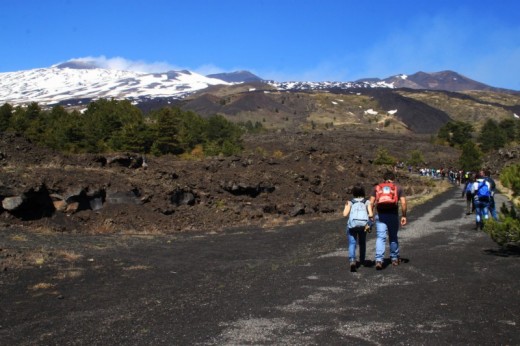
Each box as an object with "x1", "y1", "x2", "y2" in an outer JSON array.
[{"x1": 330, "y1": 88, "x2": 452, "y2": 134}]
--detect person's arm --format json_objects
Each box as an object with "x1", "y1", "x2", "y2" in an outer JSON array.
[
  {"x1": 369, "y1": 195, "x2": 376, "y2": 214},
  {"x1": 365, "y1": 199, "x2": 375, "y2": 226},
  {"x1": 367, "y1": 200, "x2": 374, "y2": 219},
  {"x1": 400, "y1": 196, "x2": 407, "y2": 226},
  {"x1": 342, "y1": 201, "x2": 351, "y2": 218}
]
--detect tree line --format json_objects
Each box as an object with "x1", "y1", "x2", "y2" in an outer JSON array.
[
  {"x1": 0, "y1": 99, "x2": 263, "y2": 157},
  {"x1": 437, "y1": 118, "x2": 520, "y2": 172}
]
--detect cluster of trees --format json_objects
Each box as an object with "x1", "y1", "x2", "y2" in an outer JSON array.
[
  {"x1": 0, "y1": 99, "x2": 263, "y2": 157},
  {"x1": 438, "y1": 118, "x2": 520, "y2": 150},
  {"x1": 437, "y1": 118, "x2": 520, "y2": 172}
]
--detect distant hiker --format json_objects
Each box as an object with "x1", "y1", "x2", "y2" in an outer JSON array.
[
  {"x1": 462, "y1": 174, "x2": 475, "y2": 215},
  {"x1": 369, "y1": 171, "x2": 407, "y2": 270},
  {"x1": 343, "y1": 183, "x2": 374, "y2": 272},
  {"x1": 483, "y1": 169, "x2": 498, "y2": 221},
  {"x1": 471, "y1": 170, "x2": 493, "y2": 230}
]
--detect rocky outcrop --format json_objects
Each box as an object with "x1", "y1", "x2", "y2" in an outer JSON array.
[{"x1": 1, "y1": 185, "x2": 54, "y2": 220}]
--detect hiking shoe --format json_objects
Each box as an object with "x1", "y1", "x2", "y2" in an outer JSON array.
[
  {"x1": 375, "y1": 261, "x2": 383, "y2": 270},
  {"x1": 350, "y1": 261, "x2": 357, "y2": 272}
]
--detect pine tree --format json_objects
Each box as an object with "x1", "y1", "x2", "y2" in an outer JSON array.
[
  {"x1": 459, "y1": 141, "x2": 482, "y2": 172},
  {"x1": 0, "y1": 103, "x2": 13, "y2": 131},
  {"x1": 478, "y1": 119, "x2": 506, "y2": 152}
]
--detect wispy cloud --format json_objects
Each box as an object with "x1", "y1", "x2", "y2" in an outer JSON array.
[
  {"x1": 67, "y1": 56, "x2": 181, "y2": 73},
  {"x1": 66, "y1": 57, "x2": 236, "y2": 78}
]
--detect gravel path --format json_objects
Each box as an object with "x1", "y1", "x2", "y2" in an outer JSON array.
[{"x1": 1, "y1": 187, "x2": 518, "y2": 345}]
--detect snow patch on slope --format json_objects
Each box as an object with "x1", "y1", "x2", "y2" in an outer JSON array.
[{"x1": 0, "y1": 66, "x2": 230, "y2": 105}]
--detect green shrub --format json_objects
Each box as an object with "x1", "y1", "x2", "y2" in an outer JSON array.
[
  {"x1": 483, "y1": 211, "x2": 520, "y2": 247},
  {"x1": 407, "y1": 149, "x2": 425, "y2": 166},
  {"x1": 374, "y1": 147, "x2": 396, "y2": 165},
  {"x1": 482, "y1": 170, "x2": 520, "y2": 247}
]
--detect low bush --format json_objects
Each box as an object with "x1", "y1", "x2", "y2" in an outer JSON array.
[{"x1": 483, "y1": 204, "x2": 520, "y2": 247}]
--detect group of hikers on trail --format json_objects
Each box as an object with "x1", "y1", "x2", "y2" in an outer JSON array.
[
  {"x1": 343, "y1": 171, "x2": 407, "y2": 272},
  {"x1": 344, "y1": 168, "x2": 498, "y2": 272},
  {"x1": 461, "y1": 169, "x2": 498, "y2": 230}
]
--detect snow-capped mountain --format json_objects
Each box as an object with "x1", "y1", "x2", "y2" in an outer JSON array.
[
  {"x1": 371, "y1": 71, "x2": 503, "y2": 92},
  {"x1": 0, "y1": 60, "x2": 513, "y2": 107},
  {"x1": 0, "y1": 61, "x2": 231, "y2": 106}
]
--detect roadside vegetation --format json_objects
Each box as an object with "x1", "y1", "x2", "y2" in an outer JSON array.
[
  {"x1": 484, "y1": 164, "x2": 520, "y2": 247},
  {"x1": 436, "y1": 118, "x2": 520, "y2": 172}
]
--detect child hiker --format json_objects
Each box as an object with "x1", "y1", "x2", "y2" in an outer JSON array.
[{"x1": 343, "y1": 183, "x2": 374, "y2": 272}]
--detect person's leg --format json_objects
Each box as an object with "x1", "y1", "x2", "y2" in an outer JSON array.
[
  {"x1": 375, "y1": 219, "x2": 388, "y2": 264},
  {"x1": 385, "y1": 215, "x2": 400, "y2": 262},
  {"x1": 347, "y1": 228, "x2": 357, "y2": 263},
  {"x1": 481, "y1": 200, "x2": 490, "y2": 225},
  {"x1": 474, "y1": 200, "x2": 489, "y2": 229},
  {"x1": 358, "y1": 229, "x2": 367, "y2": 263}
]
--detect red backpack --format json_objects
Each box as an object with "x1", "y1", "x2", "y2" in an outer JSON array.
[{"x1": 375, "y1": 182, "x2": 399, "y2": 206}]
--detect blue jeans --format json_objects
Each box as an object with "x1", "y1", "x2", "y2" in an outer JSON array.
[
  {"x1": 474, "y1": 198, "x2": 490, "y2": 224},
  {"x1": 375, "y1": 213, "x2": 399, "y2": 262},
  {"x1": 347, "y1": 227, "x2": 366, "y2": 263}
]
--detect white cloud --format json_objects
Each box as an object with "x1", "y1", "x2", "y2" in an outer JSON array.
[{"x1": 67, "y1": 56, "x2": 181, "y2": 73}]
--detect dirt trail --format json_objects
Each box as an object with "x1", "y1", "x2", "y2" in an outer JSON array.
[{"x1": 1, "y1": 187, "x2": 519, "y2": 345}]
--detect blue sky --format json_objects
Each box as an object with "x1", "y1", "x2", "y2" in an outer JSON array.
[{"x1": 1, "y1": 0, "x2": 519, "y2": 90}]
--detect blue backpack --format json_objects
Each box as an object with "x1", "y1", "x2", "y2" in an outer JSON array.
[
  {"x1": 465, "y1": 182, "x2": 473, "y2": 194},
  {"x1": 476, "y1": 179, "x2": 491, "y2": 199},
  {"x1": 348, "y1": 198, "x2": 369, "y2": 228}
]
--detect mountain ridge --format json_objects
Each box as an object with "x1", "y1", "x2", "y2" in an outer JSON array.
[{"x1": 1, "y1": 59, "x2": 517, "y2": 107}]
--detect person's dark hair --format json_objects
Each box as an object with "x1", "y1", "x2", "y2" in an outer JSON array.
[
  {"x1": 383, "y1": 171, "x2": 395, "y2": 181},
  {"x1": 351, "y1": 183, "x2": 365, "y2": 198},
  {"x1": 484, "y1": 169, "x2": 491, "y2": 177}
]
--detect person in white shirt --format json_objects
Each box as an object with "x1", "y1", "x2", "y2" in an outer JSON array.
[{"x1": 471, "y1": 170, "x2": 492, "y2": 230}]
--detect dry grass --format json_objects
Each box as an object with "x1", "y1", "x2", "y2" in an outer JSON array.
[
  {"x1": 10, "y1": 234, "x2": 28, "y2": 242},
  {"x1": 55, "y1": 250, "x2": 83, "y2": 262},
  {"x1": 122, "y1": 265, "x2": 152, "y2": 271},
  {"x1": 54, "y1": 269, "x2": 84, "y2": 280},
  {"x1": 29, "y1": 282, "x2": 56, "y2": 290}
]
